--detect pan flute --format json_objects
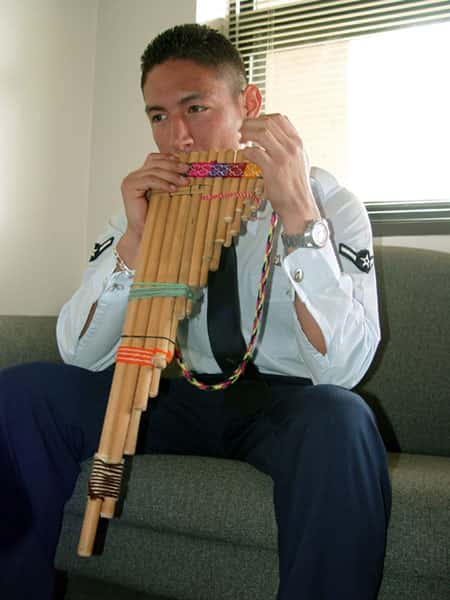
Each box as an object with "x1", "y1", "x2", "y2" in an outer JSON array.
[{"x1": 78, "y1": 149, "x2": 264, "y2": 556}]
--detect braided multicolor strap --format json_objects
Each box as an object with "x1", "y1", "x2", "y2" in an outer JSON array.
[
  {"x1": 187, "y1": 161, "x2": 261, "y2": 178},
  {"x1": 176, "y1": 211, "x2": 278, "y2": 391}
]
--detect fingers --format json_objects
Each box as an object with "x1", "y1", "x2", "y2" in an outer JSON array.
[
  {"x1": 238, "y1": 114, "x2": 314, "y2": 216},
  {"x1": 241, "y1": 144, "x2": 271, "y2": 171},
  {"x1": 120, "y1": 153, "x2": 192, "y2": 243},
  {"x1": 142, "y1": 152, "x2": 177, "y2": 168},
  {"x1": 240, "y1": 114, "x2": 303, "y2": 160},
  {"x1": 126, "y1": 153, "x2": 190, "y2": 196},
  {"x1": 134, "y1": 165, "x2": 189, "y2": 194}
]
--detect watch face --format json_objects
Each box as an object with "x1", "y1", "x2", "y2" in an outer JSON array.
[{"x1": 311, "y1": 221, "x2": 329, "y2": 247}]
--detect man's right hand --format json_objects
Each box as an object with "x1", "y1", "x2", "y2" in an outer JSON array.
[
  {"x1": 80, "y1": 153, "x2": 190, "y2": 339},
  {"x1": 117, "y1": 153, "x2": 190, "y2": 268}
]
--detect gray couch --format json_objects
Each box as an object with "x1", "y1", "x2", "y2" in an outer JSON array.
[{"x1": 1, "y1": 245, "x2": 449, "y2": 600}]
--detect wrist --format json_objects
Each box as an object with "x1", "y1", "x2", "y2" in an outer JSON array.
[
  {"x1": 116, "y1": 230, "x2": 141, "y2": 270},
  {"x1": 280, "y1": 212, "x2": 320, "y2": 236},
  {"x1": 277, "y1": 194, "x2": 320, "y2": 235},
  {"x1": 113, "y1": 247, "x2": 136, "y2": 277}
]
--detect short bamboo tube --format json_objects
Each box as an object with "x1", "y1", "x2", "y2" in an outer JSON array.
[
  {"x1": 186, "y1": 150, "x2": 214, "y2": 310},
  {"x1": 209, "y1": 149, "x2": 236, "y2": 271},
  {"x1": 199, "y1": 149, "x2": 227, "y2": 285}
]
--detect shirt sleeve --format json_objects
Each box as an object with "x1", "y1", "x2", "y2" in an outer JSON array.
[
  {"x1": 281, "y1": 168, "x2": 380, "y2": 388},
  {"x1": 56, "y1": 213, "x2": 130, "y2": 371}
]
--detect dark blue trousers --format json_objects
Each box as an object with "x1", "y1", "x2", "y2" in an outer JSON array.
[{"x1": 0, "y1": 362, "x2": 391, "y2": 600}]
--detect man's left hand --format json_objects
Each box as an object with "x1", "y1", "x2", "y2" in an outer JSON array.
[{"x1": 240, "y1": 114, "x2": 320, "y2": 234}]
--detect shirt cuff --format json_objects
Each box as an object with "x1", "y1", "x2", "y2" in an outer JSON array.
[{"x1": 282, "y1": 240, "x2": 341, "y2": 302}]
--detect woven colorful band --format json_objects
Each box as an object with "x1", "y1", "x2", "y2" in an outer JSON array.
[
  {"x1": 116, "y1": 345, "x2": 173, "y2": 367},
  {"x1": 129, "y1": 282, "x2": 196, "y2": 300},
  {"x1": 187, "y1": 161, "x2": 261, "y2": 178}
]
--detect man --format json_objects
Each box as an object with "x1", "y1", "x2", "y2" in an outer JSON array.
[{"x1": 0, "y1": 23, "x2": 391, "y2": 600}]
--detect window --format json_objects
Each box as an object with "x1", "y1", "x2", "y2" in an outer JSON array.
[{"x1": 224, "y1": 0, "x2": 450, "y2": 234}]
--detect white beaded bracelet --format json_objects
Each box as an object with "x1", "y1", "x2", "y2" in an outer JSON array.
[{"x1": 113, "y1": 247, "x2": 136, "y2": 278}]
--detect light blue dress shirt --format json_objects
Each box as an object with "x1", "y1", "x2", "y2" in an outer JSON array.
[{"x1": 57, "y1": 167, "x2": 379, "y2": 389}]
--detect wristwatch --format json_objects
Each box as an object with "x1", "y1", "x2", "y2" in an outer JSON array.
[{"x1": 281, "y1": 219, "x2": 329, "y2": 252}]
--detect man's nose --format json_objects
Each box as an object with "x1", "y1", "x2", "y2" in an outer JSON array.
[{"x1": 170, "y1": 117, "x2": 194, "y2": 153}]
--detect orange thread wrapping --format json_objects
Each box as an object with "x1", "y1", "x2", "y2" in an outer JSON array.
[{"x1": 116, "y1": 345, "x2": 173, "y2": 367}]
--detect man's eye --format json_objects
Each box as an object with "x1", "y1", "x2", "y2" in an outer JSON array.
[
  {"x1": 188, "y1": 105, "x2": 207, "y2": 114},
  {"x1": 151, "y1": 114, "x2": 166, "y2": 123}
]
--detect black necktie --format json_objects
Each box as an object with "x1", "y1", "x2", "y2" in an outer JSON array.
[{"x1": 207, "y1": 242, "x2": 271, "y2": 415}]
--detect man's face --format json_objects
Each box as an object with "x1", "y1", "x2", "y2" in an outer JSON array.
[{"x1": 142, "y1": 59, "x2": 247, "y2": 154}]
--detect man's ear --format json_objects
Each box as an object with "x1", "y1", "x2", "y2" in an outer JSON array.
[{"x1": 242, "y1": 84, "x2": 262, "y2": 118}]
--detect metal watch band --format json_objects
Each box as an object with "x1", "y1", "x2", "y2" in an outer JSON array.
[{"x1": 281, "y1": 219, "x2": 329, "y2": 252}]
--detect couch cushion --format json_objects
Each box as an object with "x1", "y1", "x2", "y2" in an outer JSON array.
[
  {"x1": 64, "y1": 455, "x2": 277, "y2": 551},
  {"x1": 58, "y1": 573, "x2": 178, "y2": 600},
  {"x1": 0, "y1": 315, "x2": 60, "y2": 367},
  {"x1": 385, "y1": 453, "x2": 449, "y2": 581},
  {"x1": 57, "y1": 452, "x2": 449, "y2": 596},
  {"x1": 58, "y1": 456, "x2": 279, "y2": 600},
  {"x1": 57, "y1": 517, "x2": 278, "y2": 600}
]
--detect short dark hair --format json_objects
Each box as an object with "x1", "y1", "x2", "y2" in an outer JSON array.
[{"x1": 140, "y1": 23, "x2": 247, "y2": 94}]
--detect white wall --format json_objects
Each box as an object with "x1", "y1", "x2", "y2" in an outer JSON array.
[
  {"x1": 0, "y1": 0, "x2": 98, "y2": 315},
  {"x1": 87, "y1": 0, "x2": 196, "y2": 248},
  {"x1": 0, "y1": 0, "x2": 196, "y2": 316}
]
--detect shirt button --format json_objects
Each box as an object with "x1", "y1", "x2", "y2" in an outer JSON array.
[{"x1": 291, "y1": 268, "x2": 304, "y2": 283}]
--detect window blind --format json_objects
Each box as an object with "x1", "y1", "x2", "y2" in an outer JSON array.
[
  {"x1": 228, "y1": 1, "x2": 450, "y2": 95},
  {"x1": 226, "y1": 0, "x2": 450, "y2": 233}
]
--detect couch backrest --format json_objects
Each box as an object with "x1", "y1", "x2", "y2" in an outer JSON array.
[
  {"x1": 358, "y1": 245, "x2": 450, "y2": 457},
  {"x1": 0, "y1": 315, "x2": 61, "y2": 367},
  {"x1": 1, "y1": 246, "x2": 449, "y2": 457}
]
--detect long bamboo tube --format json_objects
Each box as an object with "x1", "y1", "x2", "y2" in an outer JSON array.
[
  {"x1": 123, "y1": 190, "x2": 185, "y2": 453},
  {"x1": 174, "y1": 152, "x2": 201, "y2": 319},
  {"x1": 77, "y1": 190, "x2": 162, "y2": 555},
  {"x1": 93, "y1": 192, "x2": 167, "y2": 520},
  {"x1": 132, "y1": 188, "x2": 179, "y2": 405}
]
